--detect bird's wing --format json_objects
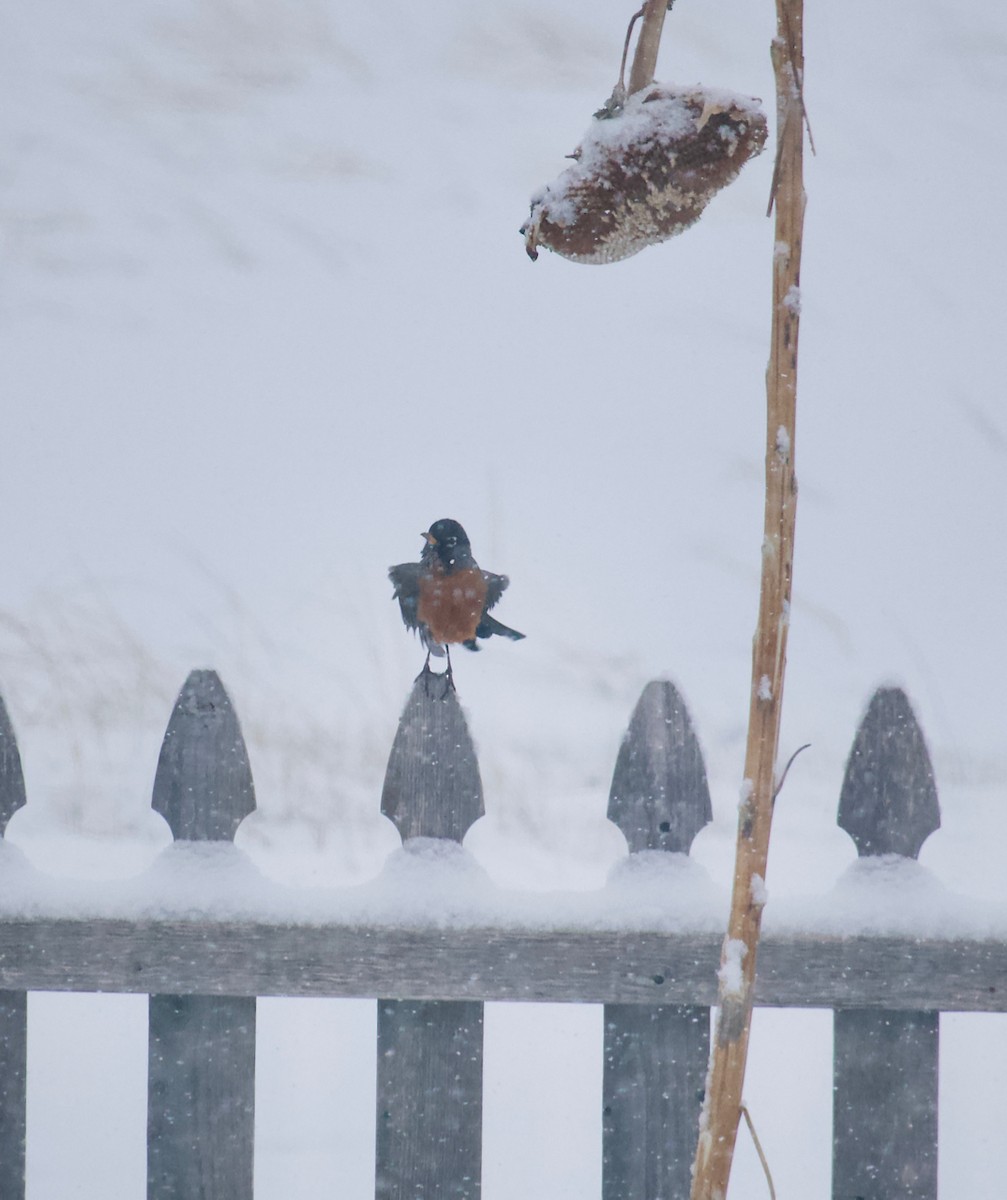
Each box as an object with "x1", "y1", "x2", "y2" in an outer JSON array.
[
  {"x1": 389, "y1": 562, "x2": 422, "y2": 631},
  {"x1": 481, "y1": 571, "x2": 510, "y2": 611}
]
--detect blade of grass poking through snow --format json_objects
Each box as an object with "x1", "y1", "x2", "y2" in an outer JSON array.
[{"x1": 690, "y1": 2, "x2": 808, "y2": 1198}]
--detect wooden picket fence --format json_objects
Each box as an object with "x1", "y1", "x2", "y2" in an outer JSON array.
[{"x1": 0, "y1": 670, "x2": 1004, "y2": 1199}]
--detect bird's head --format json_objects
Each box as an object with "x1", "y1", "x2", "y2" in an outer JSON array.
[{"x1": 422, "y1": 519, "x2": 472, "y2": 569}]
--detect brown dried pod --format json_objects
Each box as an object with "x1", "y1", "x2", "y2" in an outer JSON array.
[{"x1": 522, "y1": 84, "x2": 768, "y2": 264}]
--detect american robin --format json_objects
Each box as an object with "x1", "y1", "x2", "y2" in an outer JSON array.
[{"x1": 389, "y1": 518, "x2": 525, "y2": 687}]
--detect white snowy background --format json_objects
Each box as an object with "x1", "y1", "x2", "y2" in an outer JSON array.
[{"x1": 2, "y1": 0, "x2": 1006, "y2": 1194}]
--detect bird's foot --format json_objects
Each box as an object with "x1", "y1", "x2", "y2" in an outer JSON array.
[{"x1": 415, "y1": 662, "x2": 455, "y2": 698}]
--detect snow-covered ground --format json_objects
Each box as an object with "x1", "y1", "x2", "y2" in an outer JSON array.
[{"x1": 3, "y1": 0, "x2": 1006, "y2": 1194}]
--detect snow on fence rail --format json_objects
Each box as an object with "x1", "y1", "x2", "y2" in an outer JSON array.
[{"x1": 0, "y1": 672, "x2": 1004, "y2": 1199}]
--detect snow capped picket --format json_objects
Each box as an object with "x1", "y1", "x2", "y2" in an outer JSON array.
[{"x1": 522, "y1": 84, "x2": 767, "y2": 263}]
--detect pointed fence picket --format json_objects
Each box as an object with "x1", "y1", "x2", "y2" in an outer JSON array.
[
  {"x1": 147, "y1": 670, "x2": 257, "y2": 1200},
  {"x1": 0, "y1": 693, "x2": 27, "y2": 1200},
  {"x1": 0, "y1": 671, "x2": 1002, "y2": 1199},
  {"x1": 377, "y1": 678, "x2": 485, "y2": 1199},
  {"x1": 604, "y1": 681, "x2": 712, "y2": 1200},
  {"x1": 833, "y1": 687, "x2": 941, "y2": 1200}
]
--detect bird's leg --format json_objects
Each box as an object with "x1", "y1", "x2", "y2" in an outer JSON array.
[
  {"x1": 416, "y1": 648, "x2": 435, "y2": 695},
  {"x1": 413, "y1": 647, "x2": 454, "y2": 697}
]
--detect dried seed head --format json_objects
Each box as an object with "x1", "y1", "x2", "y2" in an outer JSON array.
[{"x1": 522, "y1": 84, "x2": 768, "y2": 264}]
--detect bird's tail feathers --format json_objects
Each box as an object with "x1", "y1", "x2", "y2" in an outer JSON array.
[{"x1": 477, "y1": 615, "x2": 526, "y2": 641}]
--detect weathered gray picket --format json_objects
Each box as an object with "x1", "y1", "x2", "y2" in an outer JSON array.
[
  {"x1": 604, "y1": 681, "x2": 712, "y2": 1200},
  {"x1": 377, "y1": 677, "x2": 485, "y2": 1199},
  {"x1": 148, "y1": 670, "x2": 257, "y2": 1200},
  {"x1": 833, "y1": 687, "x2": 941, "y2": 1200},
  {"x1": 0, "y1": 693, "x2": 26, "y2": 1200},
  {"x1": 0, "y1": 670, "x2": 1001, "y2": 1200}
]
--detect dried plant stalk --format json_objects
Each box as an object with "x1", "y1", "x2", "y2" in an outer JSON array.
[
  {"x1": 627, "y1": 0, "x2": 671, "y2": 95},
  {"x1": 689, "y1": 1, "x2": 807, "y2": 1197}
]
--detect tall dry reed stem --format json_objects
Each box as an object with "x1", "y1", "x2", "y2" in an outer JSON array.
[{"x1": 689, "y1": 1, "x2": 807, "y2": 1196}]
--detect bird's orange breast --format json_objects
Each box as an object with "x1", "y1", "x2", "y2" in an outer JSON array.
[{"x1": 417, "y1": 567, "x2": 488, "y2": 645}]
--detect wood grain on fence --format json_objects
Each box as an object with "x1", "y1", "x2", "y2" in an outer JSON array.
[
  {"x1": 833, "y1": 687, "x2": 941, "y2": 1200},
  {"x1": 604, "y1": 681, "x2": 712, "y2": 1200},
  {"x1": 377, "y1": 675, "x2": 485, "y2": 1198},
  {"x1": 0, "y1": 691, "x2": 26, "y2": 1200},
  {"x1": 0, "y1": 920, "x2": 1003, "y2": 1009},
  {"x1": 148, "y1": 670, "x2": 256, "y2": 1200}
]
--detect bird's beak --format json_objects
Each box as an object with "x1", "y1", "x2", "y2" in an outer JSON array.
[{"x1": 422, "y1": 530, "x2": 437, "y2": 545}]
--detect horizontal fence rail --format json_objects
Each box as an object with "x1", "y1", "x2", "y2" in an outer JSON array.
[
  {"x1": 0, "y1": 671, "x2": 1004, "y2": 1199},
  {"x1": 0, "y1": 920, "x2": 1004, "y2": 1010}
]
